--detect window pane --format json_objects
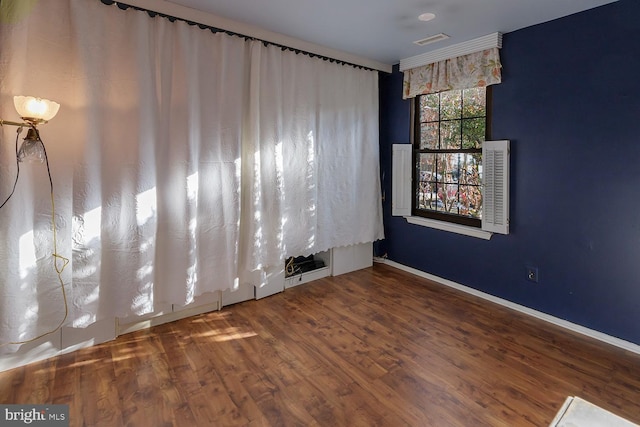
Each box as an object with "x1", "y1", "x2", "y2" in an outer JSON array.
[
  {"x1": 420, "y1": 122, "x2": 438, "y2": 149},
  {"x1": 459, "y1": 153, "x2": 481, "y2": 185},
  {"x1": 417, "y1": 181, "x2": 436, "y2": 210},
  {"x1": 433, "y1": 184, "x2": 446, "y2": 211},
  {"x1": 441, "y1": 90, "x2": 462, "y2": 120},
  {"x1": 462, "y1": 118, "x2": 486, "y2": 149},
  {"x1": 436, "y1": 153, "x2": 460, "y2": 184},
  {"x1": 441, "y1": 183, "x2": 459, "y2": 213},
  {"x1": 440, "y1": 120, "x2": 461, "y2": 149},
  {"x1": 417, "y1": 153, "x2": 437, "y2": 180},
  {"x1": 462, "y1": 87, "x2": 486, "y2": 118},
  {"x1": 416, "y1": 153, "x2": 436, "y2": 209},
  {"x1": 420, "y1": 94, "x2": 439, "y2": 122},
  {"x1": 458, "y1": 185, "x2": 482, "y2": 219}
]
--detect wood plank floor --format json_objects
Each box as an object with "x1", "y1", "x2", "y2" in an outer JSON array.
[{"x1": 1, "y1": 263, "x2": 640, "y2": 426}]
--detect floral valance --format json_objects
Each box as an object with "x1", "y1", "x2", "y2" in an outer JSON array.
[{"x1": 402, "y1": 47, "x2": 502, "y2": 99}]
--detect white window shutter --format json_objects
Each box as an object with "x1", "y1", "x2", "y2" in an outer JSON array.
[
  {"x1": 482, "y1": 140, "x2": 510, "y2": 234},
  {"x1": 392, "y1": 144, "x2": 412, "y2": 216}
]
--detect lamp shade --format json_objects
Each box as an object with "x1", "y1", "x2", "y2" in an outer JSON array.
[
  {"x1": 13, "y1": 95, "x2": 60, "y2": 122},
  {"x1": 17, "y1": 138, "x2": 46, "y2": 163}
]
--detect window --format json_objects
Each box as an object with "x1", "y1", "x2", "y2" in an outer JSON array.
[{"x1": 412, "y1": 87, "x2": 490, "y2": 227}]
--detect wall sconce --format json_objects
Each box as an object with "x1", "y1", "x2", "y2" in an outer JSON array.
[
  {"x1": 0, "y1": 95, "x2": 69, "y2": 345},
  {"x1": 0, "y1": 95, "x2": 60, "y2": 163}
]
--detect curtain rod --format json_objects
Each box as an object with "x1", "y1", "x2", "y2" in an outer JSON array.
[{"x1": 99, "y1": 0, "x2": 376, "y2": 72}]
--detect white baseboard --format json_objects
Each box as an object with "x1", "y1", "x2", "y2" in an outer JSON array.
[
  {"x1": 1, "y1": 300, "x2": 221, "y2": 372},
  {"x1": 117, "y1": 301, "x2": 220, "y2": 336},
  {"x1": 374, "y1": 258, "x2": 640, "y2": 356},
  {"x1": 0, "y1": 318, "x2": 116, "y2": 372}
]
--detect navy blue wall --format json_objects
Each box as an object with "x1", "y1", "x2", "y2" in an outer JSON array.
[{"x1": 378, "y1": 0, "x2": 640, "y2": 345}]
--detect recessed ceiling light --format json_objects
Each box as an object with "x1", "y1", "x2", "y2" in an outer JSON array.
[{"x1": 418, "y1": 13, "x2": 436, "y2": 22}]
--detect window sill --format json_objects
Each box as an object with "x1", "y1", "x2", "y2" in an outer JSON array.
[{"x1": 404, "y1": 216, "x2": 493, "y2": 240}]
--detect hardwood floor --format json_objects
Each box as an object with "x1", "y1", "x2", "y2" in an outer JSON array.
[{"x1": 1, "y1": 263, "x2": 640, "y2": 426}]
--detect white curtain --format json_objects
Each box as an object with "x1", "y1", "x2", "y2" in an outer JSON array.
[
  {"x1": 68, "y1": 3, "x2": 250, "y2": 326},
  {"x1": 241, "y1": 42, "x2": 383, "y2": 274},
  {"x1": 0, "y1": 0, "x2": 383, "y2": 349}
]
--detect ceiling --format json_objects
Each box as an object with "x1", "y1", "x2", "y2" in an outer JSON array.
[{"x1": 164, "y1": 0, "x2": 618, "y2": 65}]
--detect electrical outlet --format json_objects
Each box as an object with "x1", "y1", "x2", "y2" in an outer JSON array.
[{"x1": 526, "y1": 266, "x2": 539, "y2": 283}]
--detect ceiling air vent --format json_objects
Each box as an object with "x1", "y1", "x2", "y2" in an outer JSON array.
[{"x1": 413, "y1": 33, "x2": 450, "y2": 46}]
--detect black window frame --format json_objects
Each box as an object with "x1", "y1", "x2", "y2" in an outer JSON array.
[{"x1": 412, "y1": 87, "x2": 492, "y2": 228}]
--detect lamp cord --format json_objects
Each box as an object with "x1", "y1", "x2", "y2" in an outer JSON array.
[
  {"x1": 0, "y1": 125, "x2": 22, "y2": 210},
  {"x1": 285, "y1": 256, "x2": 295, "y2": 276},
  {"x1": 0, "y1": 125, "x2": 70, "y2": 348}
]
